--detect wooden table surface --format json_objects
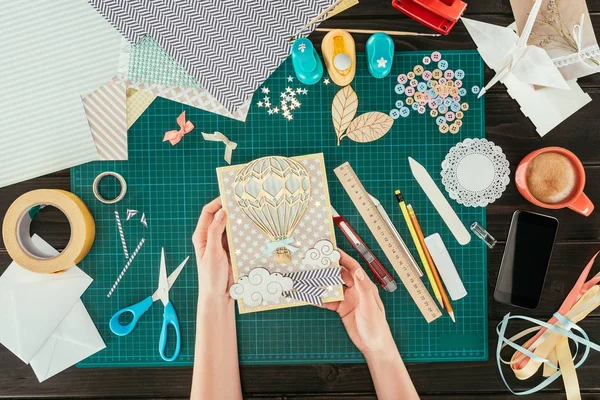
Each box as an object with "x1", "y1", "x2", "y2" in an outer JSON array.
[{"x1": 1, "y1": 1, "x2": 600, "y2": 398}]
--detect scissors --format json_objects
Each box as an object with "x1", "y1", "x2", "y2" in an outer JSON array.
[{"x1": 109, "y1": 248, "x2": 189, "y2": 362}]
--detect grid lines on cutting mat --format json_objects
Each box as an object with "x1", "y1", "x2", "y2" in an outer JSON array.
[{"x1": 71, "y1": 50, "x2": 486, "y2": 367}]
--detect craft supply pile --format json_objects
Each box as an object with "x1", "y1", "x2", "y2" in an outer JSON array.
[{"x1": 1, "y1": 0, "x2": 599, "y2": 398}]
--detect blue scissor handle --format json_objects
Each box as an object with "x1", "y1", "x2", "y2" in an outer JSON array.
[
  {"x1": 109, "y1": 295, "x2": 154, "y2": 336},
  {"x1": 159, "y1": 301, "x2": 181, "y2": 362}
]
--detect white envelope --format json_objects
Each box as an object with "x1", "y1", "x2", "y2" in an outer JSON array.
[
  {"x1": 0, "y1": 235, "x2": 93, "y2": 363},
  {"x1": 30, "y1": 300, "x2": 105, "y2": 382}
]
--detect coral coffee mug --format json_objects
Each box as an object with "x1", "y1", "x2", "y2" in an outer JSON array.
[{"x1": 515, "y1": 147, "x2": 594, "y2": 216}]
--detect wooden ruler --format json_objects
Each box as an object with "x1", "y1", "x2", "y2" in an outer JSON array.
[{"x1": 334, "y1": 162, "x2": 442, "y2": 323}]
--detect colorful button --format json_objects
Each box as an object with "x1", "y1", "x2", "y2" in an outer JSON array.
[
  {"x1": 407, "y1": 72, "x2": 416, "y2": 80},
  {"x1": 454, "y1": 80, "x2": 463, "y2": 88},
  {"x1": 438, "y1": 60, "x2": 449, "y2": 71},
  {"x1": 414, "y1": 92, "x2": 424, "y2": 102},
  {"x1": 446, "y1": 81, "x2": 454, "y2": 88},
  {"x1": 439, "y1": 77, "x2": 447, "y2": 85},
  {"x1": 461, "y1": 102, "x2": 469, "y2": 111},
  {"x1": 430, "y1": 80, "x2": 439, "y2": 88},
  {"x1": 423, "y1": 56, "x2": 431, "y2": 65},
  {"x1": 449, "y1": 124, "x2": 460, "y2": 134},
  {"x1": 452, "y1": 95, "x2": 461, "y2": 103},
  {"x1": 456, "y1": 111, "x2": 464, "y2": 119},
  {"x1": 432, "y1": 69, "x2": 443, "y2": 79},
  {"x1": 389, "y1": 109, "x2": 400, "y2": 119},
  {"x1": 431, "y1": 51, "x2": 442, "y2": 62},
  {"x1": 413, "y1": 65, "x2": 424, "y2": 76},
  {"x1": 395, "y1": 100, "x2": 404, "y2": 108},
  {"x1": 417, "y1": 106, "x2": 426, "y2": 114},
  {"x1": 455, "y1": 69, "x2": 465, "y2": 80},
  {"x1": 436, "y1": 116, "x2": 446, "y2": 126},
  {"x1": 417, "y1": 82, "x2": 428, "y2": 92},
  {"x1": 406, "y1": 97, "x2": 414, "y2": 105},
  {"x1": 429, "y1": 100, "x2": 439, "y2": 109},
  {"x1": 422, "y1": 70, "x2": 432, "y2": 81},
  {"x1": 428, "y1": 88, "x2": 438, "y2": 98},
  {"x1": 435, "y1": 97, "x2": 443, "y2": 105},
  {"x1": 439, "y1": 123, "x2": 449, "y2": 133},
  {"x1": 395, "y1": 84, "x2": 406, "y2": 95},
  {"x1": 397, "y1": 74, "x2": 408, "y2": 84},
  {"x1": 430, "y1": 109, "x2": 438, "y2": 117},
  {"x1": 451, "y1": 102, "x2": 461, "y2": 112},
  {"x1": 409, "y1": 79, "x2": 418, "y2": 88},
  {"x1": 400, "y1": 107, "x2": 410, "y2": 117},
  {"x1": 471, "y1": 86, "x2": 480, "y2": 94},
  {"x1": 438, "y1": 104, "x2": 448, "y2": 114},
  {"x1": 459, "y1": 88, "x2": 467, "y2": 96},
  {"x1": 411, "y1": 102, "x2": 419, "y2": 110},
  {"x1": 444, "y1": 70, "x2": 454, "y2": 80},
  {"x1": 445, "y1": 111, "x2": 455, "y2": 122},
  {"x1": 444, "y1": 98, "x2": 453, "y2": 107},
  {"x1": 405, "y1": 86, "x2": 415, "y2": 96},
  {"x1": 455, "y1": 119, "x2": 463, "y2": 127},
  {"x1": 419, "y1": 101, "x2": 427, "y2": 106}
]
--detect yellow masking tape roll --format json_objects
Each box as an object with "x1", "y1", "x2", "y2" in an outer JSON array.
[{"x1": 2, "y1": 189, "x2": 95, "y2": 273}]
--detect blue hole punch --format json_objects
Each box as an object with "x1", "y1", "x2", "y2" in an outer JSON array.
[
  {"x1": 366, "y1": 33, "x2": 394, "y2": 79},
  {"x1": 291, "y1": 38, "x2": 323, "y2": 85}
]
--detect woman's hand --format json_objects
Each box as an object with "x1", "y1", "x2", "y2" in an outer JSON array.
[
  {"x1": 192, "y1": 197, "x2": 233, "y2": 303},
  {"x1": 324, "y1": 249, "x2": 395, "y2": 356}
]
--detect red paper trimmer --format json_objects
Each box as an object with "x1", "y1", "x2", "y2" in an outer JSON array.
[{"x1": 391, "y1": 0, "x2": 467, "y2": 35}]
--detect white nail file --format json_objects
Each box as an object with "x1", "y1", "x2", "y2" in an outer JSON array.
[
  {"x1": 424, "y1": 233, "x2": 467, "y2": 301},
  {"x1": 408, "y1": 157, "x2": 471, "y2": 245}
]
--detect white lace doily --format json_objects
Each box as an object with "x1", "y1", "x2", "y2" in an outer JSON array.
[{"x1": 441, "y1": 138, "x2": 510, "y2": 207}]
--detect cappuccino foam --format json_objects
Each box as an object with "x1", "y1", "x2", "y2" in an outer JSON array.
[{"x1": 526, "y1": 152, "x2": 577, "y2": 204}]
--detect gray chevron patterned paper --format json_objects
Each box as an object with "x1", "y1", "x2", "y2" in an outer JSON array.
[{"x1": 88, "y1": 0, "x2": 337, "y2": 114}]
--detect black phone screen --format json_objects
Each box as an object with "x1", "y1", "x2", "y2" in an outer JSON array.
[{"x1": 494, "y1": 211, "x2": 558, "y2": 309}]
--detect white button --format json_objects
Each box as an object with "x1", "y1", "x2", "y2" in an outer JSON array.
[{"x1": 333, "y1": 53, "x2": 351, "y2": 70}]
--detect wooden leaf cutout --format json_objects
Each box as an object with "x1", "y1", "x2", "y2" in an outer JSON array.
[
  {"x1": 332, "y1": 86, "x2": 358, "y2": 145},
  {"x1": 345, "y1": 112, "x2": 394, "y2": 143}
]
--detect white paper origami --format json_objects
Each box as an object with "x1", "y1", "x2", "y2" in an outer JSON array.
[
  {"x1": 0, "y1": 235, "x2": 105, "y2": 381},
  {"x1": 462, "y1": 0, "x2": 592, "y2": 136}
]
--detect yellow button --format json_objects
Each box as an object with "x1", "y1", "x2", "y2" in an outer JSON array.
[
  {"x1": 461, "y1": 103, "x2": 469, "y2": 111},
  {"x1": 413, "y1": 65, "x2": 424, "y2": 76},
  {"x1": 439, "y1": 123, "x2": 449, "y2": 133},
  {"x1": 406, "y1": 97, "x2": 414, "y2": 105}
]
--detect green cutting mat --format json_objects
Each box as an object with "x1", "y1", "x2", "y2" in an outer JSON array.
[{"x1": 72, "y1": 50, "x2": 487, "y2": 367}]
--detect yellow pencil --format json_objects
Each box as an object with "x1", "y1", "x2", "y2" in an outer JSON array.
[
  {"x1": 394, "y1": 190, "x2": 443, "y2": 307},
  {"x1": 408, "y1": 204, "x2": 456, "y2": 323}
]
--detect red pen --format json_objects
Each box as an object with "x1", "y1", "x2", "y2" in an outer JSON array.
[{"x1": 331, "y1": 206, "x2": 397, "y2": 292}]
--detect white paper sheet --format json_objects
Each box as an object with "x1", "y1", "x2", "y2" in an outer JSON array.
[
  {"x1": 0, "y1": 235, "x2": 105, "y2": 382},
  {"x1": 0, "y1": 0, "x2": 126, "y2": 188}
]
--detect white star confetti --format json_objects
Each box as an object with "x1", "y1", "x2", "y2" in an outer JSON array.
[
  {"x1": 257, "y1": 101, "x2": 264, "y2": 107},
  {"x1": 376, "y1": 57, "x2": 388, "y2": 68},
  {"x1": 272, "y1": 107, "x2": 279, "y2": 113},
  {"x1": 323, "y1": 78, "x2": 330, "y2": 85},
  {"x1": 287, "y1": 76, "x2": 294, "y2": 82},
  {"x1": 261, "y1": 87, "x2": 270, "y2": 94}
]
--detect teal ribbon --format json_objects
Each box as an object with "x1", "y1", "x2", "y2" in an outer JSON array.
[
  {"x1": 496, "y1": 312, "x2": 600, "y2": 396},
  {"x1": 263, "y1": 237, "x2": 298, "y2": 255}
]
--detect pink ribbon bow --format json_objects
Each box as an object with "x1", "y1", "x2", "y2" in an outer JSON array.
[{"x1": 163, "y1": 111, "x2": 194, "y2": 145}]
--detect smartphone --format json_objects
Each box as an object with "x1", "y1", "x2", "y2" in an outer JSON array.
[{"x1": 494, "y1": 210, "x2": 559, "y2": 309}]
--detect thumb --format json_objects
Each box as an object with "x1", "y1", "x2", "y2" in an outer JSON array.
[
  {"x1": 353, "y1": 268, "x2": 381, "y2": 317},
  {"x1": 206, "y1": 208, "x2": 227, "y2": 251}
]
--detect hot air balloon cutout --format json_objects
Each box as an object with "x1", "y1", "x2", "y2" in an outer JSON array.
[
  {"x1": 217, "y1": 153, "x2": 344, "y2": 313},
  {"x1": 233, "y1": 156, "x2": 311, "y2": 264}
]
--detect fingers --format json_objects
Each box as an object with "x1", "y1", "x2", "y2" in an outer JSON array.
[
  {"x1": 338, "y1": 249, "x2": 361, "y2": 275},
  {"x1": 206, "y1": 208, "x2": 227, "y2": 252},
  {"x1": 192, "y1": 198, "x2": 222, "y2": 252},
  {"x1": 353, "y1": 268, "x2": 382, "y2": 317},
  {"x1": 340, "y1": 265, "x2": 354, "y2": 288}
]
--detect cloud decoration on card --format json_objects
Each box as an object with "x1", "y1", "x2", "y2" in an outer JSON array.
[
  {"x1": 229, "y1": 268, "x2": 293, "y2": 307},
  {"x1": 301, "y1": 240, "x2": 341, "y2": 268}
]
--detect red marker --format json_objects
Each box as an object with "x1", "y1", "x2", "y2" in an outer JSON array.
[{"x1": 331, "y1": 206, "x2": 397, "y2": 292}]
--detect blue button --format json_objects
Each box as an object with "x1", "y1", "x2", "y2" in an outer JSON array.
[
  {"x1": 427, "y1": 81, "x2": 433, "y2": 88},
  {"x1": 459, "y1": 88, "x2": 467, "y2": 96},
  {"x1": 411, "y1": 102, "x2": 419, "y2": 110},
  {"x1": 451, "y1": 102, "x2": 461, "y2": 112},
  {"x1": 395, "y1": 84, "x2": 406, "y2": 95},
  {"x1": 444, "y1": 98, "x2": 452, "y2": 107},
  {"x1": 399, "y1": 107, "x2": 410, "y2": 117},
  {"x1": 438, "y1": 60, "x2": 449, "y2": 71},
  {"x1": 455, "y1": 69, "x2": 465, "y2": 80},
  {"x1": 428, "y1": 89, "x2": 438, "y2": 98},
  {"x1": 435, "y1": 97, "x2": 443, "y2": 105},
  {"x1": 472, "y1": 85, "x2": 480, "y2": 94},
  {"x1": 438, "y1": 104, "x2": 448, "y2": 114},
  {"x1": 436, "y1": 116, "x2": 446, "y2": 126},
  {"x1": 417, "y1": 82, "x2": 428, "y2": 92},
  {"x1": 395, "y1": 100, "x2": 404, "y2": 108}
]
